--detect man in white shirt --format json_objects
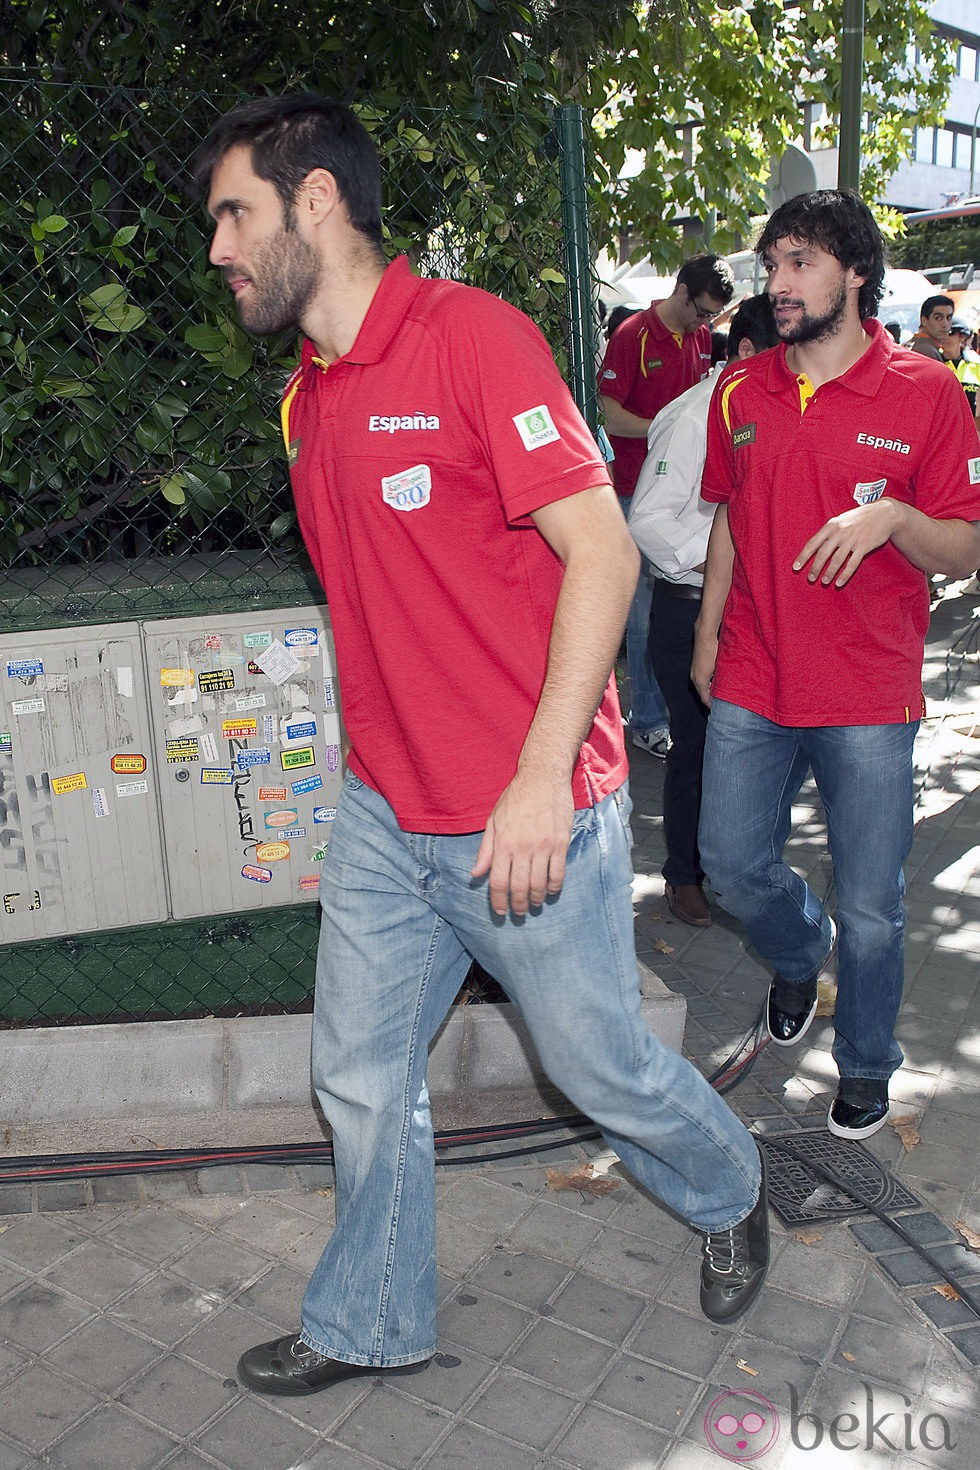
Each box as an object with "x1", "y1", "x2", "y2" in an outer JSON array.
[{"x1": 628, "y1": 295, "x2": 779, "y2": 927}]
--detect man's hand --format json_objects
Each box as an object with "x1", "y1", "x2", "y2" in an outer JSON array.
[
  {"x1": 471, "y1": 772, "x2": 574, "y2": 917},
  {"x1": 792, "y1": 499, "x2": 900, "y2": 587},
  {"x1": 691, "y1": 629, "x2": 718, "y2": 706}
]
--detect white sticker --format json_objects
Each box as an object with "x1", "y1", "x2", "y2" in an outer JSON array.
[
  {"x1": 381, "y1": 464, "x2": 432, "y2": 512},
  {"x1": 235, "y1": 693, "x2": 267, "y2": 711},
  {"x1": 116, "y1": 779, "x2": 149, "y2": 797},
  {"x1": 11, "y1": 698, "x2": 44, "y2": 715},
  {"x1": 513, "y1": 404, "x2": 561, "y2": 451},
  {"x1": 255, "y1": 638, "x2": 302, "y2": 687},
  {"x1": 117, "y1": 666, "x2": 134, "y2": 698},
  {"x1": 92, "y1": 787, "x2": 109, "y2": 818},
  {"x1": 199, "y1": 731, "x2": 218, "y2": 763}
]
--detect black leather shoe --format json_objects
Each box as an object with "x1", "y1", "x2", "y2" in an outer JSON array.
[
  {"x1": 237, "y1": 1334, "x2": 429, "y2": 1397},
  {"x1": 700, "y1": 1147, "x2": 769, "y2": 1323},
  {"x1": 766, "y1": 975, "x2": 818, "y2": 1046},
  {"x1": 827, "y1": 1078, "x2": 889, "y2": 1140}
]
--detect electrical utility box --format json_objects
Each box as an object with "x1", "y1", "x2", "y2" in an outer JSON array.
[
  {"x1": 0, "y1": 604, "x2": 343, "y2": 944},
  {"x1": 143, "y1": 607, "x2": 342, "y2": 919},
  {"x1": 0, "y1": 623, "x2": 168, "y2": 943}
]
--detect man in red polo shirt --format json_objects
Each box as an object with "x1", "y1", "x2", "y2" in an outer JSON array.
[
  {"x1": 693, "y1": 190, "x2": 980, "y2": 1142},
  {"x1": 599, "y1": 256, "x2": 734, "y2": 760},
  {"x1": 196, "y1": 94, "x2": 769, "y2": 1400}
]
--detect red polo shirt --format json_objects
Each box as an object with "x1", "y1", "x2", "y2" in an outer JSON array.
[
  {"x1": 702, "y1": 318, "x2": 980, "y2": 726},
  {"x1": 283, "y1": 256, "x2": 626, "y2": 832},
  {"x1": 599, "y1": 303, "x2": 712, "y2": 497}
]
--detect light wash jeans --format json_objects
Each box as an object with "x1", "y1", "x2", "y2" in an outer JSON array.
[
  {"x1": 300, "y1": 772, "x2": 760, "y2": 1366},
  {"x1": 626, "y1": 557, "x2": 669, "y2": 734},
  {"x1": 699, "y1": 700, "x2": 917, "y2": 1083}
]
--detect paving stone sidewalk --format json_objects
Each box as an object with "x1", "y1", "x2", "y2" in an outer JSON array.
[{"x1": 0, "y1": 582, "x2": 978, "y2": 1469}]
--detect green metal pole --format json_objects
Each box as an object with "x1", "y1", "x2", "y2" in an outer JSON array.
[
  {"x1": 838, "y1": 0, "x2": 866, "y2": 192},
  {"x1": 556, "y1": 103, "x2": 599, "y2": 432}
]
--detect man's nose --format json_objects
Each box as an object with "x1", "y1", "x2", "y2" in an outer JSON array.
[{"x1": 209, "y1": 220, "x2": 232, "y2": 266}]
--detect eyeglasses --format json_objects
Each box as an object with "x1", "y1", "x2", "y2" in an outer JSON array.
[{"x1": 692, "y1": 301, "x2": 720, "y2": 322}]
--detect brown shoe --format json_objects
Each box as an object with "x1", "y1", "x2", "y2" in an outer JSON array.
[{"x1": 666, "y1": 882, "x2": 712, "y2": 928}]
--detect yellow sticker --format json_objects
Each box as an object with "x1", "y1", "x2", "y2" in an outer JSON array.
[
  {"x1": 255, "y1": 841, "x2": 290, "y2": 862},
  {"x1": 222, "y1": 718, "x2": 258, "y2": 738},
  {"x1": 160, "y1": 668, "x2": 195, "y2": 687},
  {"x1": 281, "y1": 746, "x2": 315, "y2": 770},
  {"x1": 51, "y1": 772, "x2": 88, "y2": 795}
]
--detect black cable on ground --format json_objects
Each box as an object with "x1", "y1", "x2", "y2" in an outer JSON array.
[{"x1": 760, "y1": 1133, "x2": 980, "y2": 1324}]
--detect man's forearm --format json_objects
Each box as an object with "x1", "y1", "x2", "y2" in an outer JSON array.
[
  {"x1": 520, "y1": 513, "x2": 639, "y2": 781},
  {"x1": 889, "y1": 503, "x2": 980, "y2": 578},
  {"x1": 600, "y1": 395, "x2": 650, "y2": 440}
]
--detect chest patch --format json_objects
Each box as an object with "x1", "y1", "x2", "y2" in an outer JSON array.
[
  {"x1": 644, "y1": 357, "x2": 663, "y2": 372},
  {"x1": 381, "y1": 464, "x2": 432, "y2": 512},
  {"x1": 969, "y1": 457, "x2": 980, "y2": 485},
  {"x1": 853, "y1": 478, "x2": 887, "y2": 505}
]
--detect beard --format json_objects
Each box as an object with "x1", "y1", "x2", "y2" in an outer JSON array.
[
  {"x1": 774, "y1": 276, "x2": 850, "y2": 346},
  {"x1": 227, "y1": 227, "x2": 320, "y2": 336}
]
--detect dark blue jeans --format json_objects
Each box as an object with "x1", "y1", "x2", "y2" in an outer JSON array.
[
  {"x1": 699, "y1": 700, "x2": 917, "y2": 1081},
  {"x1": 648, "y1": 583, "x2": 708, "y2": 888}
]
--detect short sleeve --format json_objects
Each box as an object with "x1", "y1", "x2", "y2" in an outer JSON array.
[
  {"x1": 914, "y1": 370, "x2": 980, "y2": 522},
  {"x1": 597, "y1": 318, "x2": 639, "y2": 407},
  {"x1": 445, "y1": 291, "x2": 610, "y2": 524},
  {"x1": 701, "y1": 363, "x2": 741, "y2": 504}
]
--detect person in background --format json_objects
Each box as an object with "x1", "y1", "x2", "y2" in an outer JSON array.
[
  {"x1": 908, "y1": 294, "x2": 954, "y2": 360},
  {"x1": 598, "y1": 256, "x2": 735, "y2": 760},
  {"x1": 942, "y1": 315, "x2": 980, "y2": 433},
  {"x1": 628, "y1": 294, "x2": 779, "y2": 930},
  {"x1": 693, "y1": 190, "x2": 980, "y2": 1142}
]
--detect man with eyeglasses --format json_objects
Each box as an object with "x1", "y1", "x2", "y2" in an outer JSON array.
[{"x1": 598, "y1": 255, "x2": 734, "y2": 902}]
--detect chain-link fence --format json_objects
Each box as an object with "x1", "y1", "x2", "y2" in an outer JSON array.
[{"x1": 0, "y1": 74, "x2": 594, "y2": 1025}]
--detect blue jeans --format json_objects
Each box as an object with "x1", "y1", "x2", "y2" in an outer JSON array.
[
  {"x1": 301, "y1": 773, "x2": 760, "y2": 1366},
  {"x1": 699, "y1": 700, "x2": 917, "y2": 1082},
  {"x1": 648, "y1": 585, "x2": 707, "y2": 887}
]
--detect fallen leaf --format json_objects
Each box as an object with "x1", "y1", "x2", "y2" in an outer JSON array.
[
  {"x1": 815, "y1": 977, "x2": 837, "y2": 1017},
  {"x1": 545, "y1": 1162, "x2": 620, "y2": 1197},
  {"x1": 653, "y1": 939, "x2": 674, "y2": 955},
  {"x1": 841, "y1": 1351, "x2": 856, "y2": 1361},
  {"x1": 954, "y1": 1221, "x2": 980, "y2": 1252},
  {"x1": 888, "y1": 1115, "x2": 920, "y2": 1150},
  {"x1": 735, "y1": 1359, "x2": 758, "y2": 1376},
  {"x1": 316, "y1": 1188, "x2": 334, "y2": 1198},
  {"x1": 932, "y1": 1283, "x2": 961, "y2": 1301},
  {"x1": 792, "y1": 1228, "x2": 823, "y2": 1245}
]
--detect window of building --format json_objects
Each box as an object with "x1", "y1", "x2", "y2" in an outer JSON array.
[
  {"x1": 935, "y1": 128, "x2": 954, "y2": 169},
  {"x1": 914, "y1": 126, "x2": 934, "y2": 163},
  {"x1": 958, "y1": 44, "x2": 978, "y2": 81}
]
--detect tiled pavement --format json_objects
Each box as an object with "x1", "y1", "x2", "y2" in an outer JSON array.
[{"x1": 1, "y1": 580, "x2": 979, "y2": 1469}]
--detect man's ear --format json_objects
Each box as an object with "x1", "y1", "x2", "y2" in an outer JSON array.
[
  {"x1": 737, "y1": 337, "x2": 756, "y2": 360},
  {"x1": 296, "y1": 168, "x2": 340, "y2": 224}
]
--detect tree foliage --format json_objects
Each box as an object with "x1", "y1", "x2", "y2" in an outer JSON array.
[{"x1": 0, "y1": 1, "x2": 954, "y2": 571}]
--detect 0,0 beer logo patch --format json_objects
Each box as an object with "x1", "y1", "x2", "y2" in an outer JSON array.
[{"x1": 381, "y1": 464, "x2": 431, "y2": 512}]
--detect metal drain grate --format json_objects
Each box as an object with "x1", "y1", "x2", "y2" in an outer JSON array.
[{"x1": 760, "y1": 1129, "x2": 921, "y2": 1226}]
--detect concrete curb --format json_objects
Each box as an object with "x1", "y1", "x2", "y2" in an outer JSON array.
[{"x1": 0, "y1": 963, "x2": 684, "y2": 1149}]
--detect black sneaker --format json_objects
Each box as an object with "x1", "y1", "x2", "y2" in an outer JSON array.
[
  {"x1": 765, "y1": 921, "x2": 836, "y2": 1047},
  {"x1": 827, "y1": 1078, "x2": 889, "y2": 1140},
  {"x1": 700, "y1": 1147, "x2": 769, "y2": 1323}
]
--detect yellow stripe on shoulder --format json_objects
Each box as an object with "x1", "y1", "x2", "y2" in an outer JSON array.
[
  {"x1": 280, "y1": 367, "x2": 304, "y2": 455},
  {"x1": 719, "y1": 368, "x2": 750, "y2": 434}
]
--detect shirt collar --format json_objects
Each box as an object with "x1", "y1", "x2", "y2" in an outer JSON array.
[
  {"x1": 299, "y1": 255, "x2": 421, "y2": 376},
  {"x1": 766, "y1": 316, "x2": 893, "y2": 399}
]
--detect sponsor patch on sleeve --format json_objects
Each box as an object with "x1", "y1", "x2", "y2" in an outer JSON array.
[
  {"x1": 969, "y1": 457, "x2": 980, "y2": 485},
  {"x1": 513, "y1": 404, "x2": 561, "y2": 451}
]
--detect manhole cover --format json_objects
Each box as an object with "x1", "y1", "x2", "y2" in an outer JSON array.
[{"x1": 760, "y1": 1130, "x2": 920, "y2": 1226}]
